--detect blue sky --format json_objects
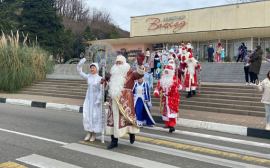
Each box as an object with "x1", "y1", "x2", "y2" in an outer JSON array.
[{"x1": 85, "y1": 0, "x2": 230, "y2": 31}]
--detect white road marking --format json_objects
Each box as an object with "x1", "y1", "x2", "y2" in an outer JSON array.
[
  {"x1": 0, "y1": 128, "x2": 68, "y2": 145},
  {"x1": 144, "y1": 126, "x2": 270, "y2": 148},
  {"x1": 97, "y1": 136, "x2": 268, "y2": 168},
  {"x1": 63, "y1": 143, "x2": 179, "y2": 168},
  {"x1": 17, "y1": 154, "x2": 81, "y2": 168}
]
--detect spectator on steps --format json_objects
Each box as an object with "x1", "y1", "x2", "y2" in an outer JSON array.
[
  {"x1": 237, "y1": 43, "x2": 245, "y2": 62},
  {"x1": 154, "y1": 52, "x2": 160, "y2": 78},
  {"x1": 207, "y1": 45, "x2": 214, "y2": 63},
  {"x1": 145, "y1": 48, "x2": 150, "y2": 63},
  {"x1": 150, "y1": 53, "x2": 155, "y2": 77},
  {"x1": 242, "y1": 50, "x2": 252, "y2": 85},
  {"x1": 248, "y1": 46, "x2": 263, "y2": 85},
  {"x1": 221, "y1": 48, "x2": 225, "y2": 62},
  {"x1": 255, "y1": 71, "x2": 270, "y2": 130}
]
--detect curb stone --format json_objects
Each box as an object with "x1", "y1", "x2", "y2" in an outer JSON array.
[{"x1": 1, "y1": 98, "x2": 270, "y2": 139}]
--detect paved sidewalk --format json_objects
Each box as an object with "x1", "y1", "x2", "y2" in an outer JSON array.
[
  {"x1": 151, "y1": 106, "x2": 266, "y2": 129},
  {"x1": 0, "y1": 93, "x2": 266, "y2": 130}
]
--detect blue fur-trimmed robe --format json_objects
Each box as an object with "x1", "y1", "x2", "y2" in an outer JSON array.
[{"x1": 133, "y1": 82, "x2": 155, "y2": 127}]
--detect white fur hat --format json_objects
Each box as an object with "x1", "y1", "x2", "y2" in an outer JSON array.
[
  {"x1": 90, "y1": 63, "x2": 99, "y2": 71},
  {"x1": 186, "y1": 41, "x2": 192, "y2": 49},
  {"x1": 116, "y1": 55, "x2": 126, "y2": 64},
  {"x1": 169, "y1": 49, "x2": 175, "y2": 53}
]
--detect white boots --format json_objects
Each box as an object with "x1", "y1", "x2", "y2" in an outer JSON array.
[
  {"x1": 266, "y1": 124, "x2": 270, "y2": 131},
  {"x1": 84, "y1": 132, "x2": 96, "y2": 141},
  {"x1": 90, "y1": 133, "x2": 96, "y2": 142},
  {"x1": 84, "y1": 132, "x2": 91, "y2": 141}
]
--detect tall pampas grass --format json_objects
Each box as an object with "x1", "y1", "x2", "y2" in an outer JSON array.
[{"x1": 0, "y1": 31, "x2": 54, "y2": 93}]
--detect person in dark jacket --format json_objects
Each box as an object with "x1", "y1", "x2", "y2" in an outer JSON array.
[
  {"x1": 98, "y1": 67, "x2": 110, "y2": 101},
  {"x1": 154, "y1": 52, "x2": 160, "y2": 76},
  {"x1": 248, "y1": 45, "x2": 263, "y2": 85},
  {"x1": 207, "y1": 45, "x2": 214, "y2": 62},
  {"x1": 237, "y1": 43, "x2": 245, "y2": 62}
]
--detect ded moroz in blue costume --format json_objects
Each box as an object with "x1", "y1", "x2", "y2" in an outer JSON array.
[{"x1": 133, "y1": 79, "x2": 156, "y2": 127}]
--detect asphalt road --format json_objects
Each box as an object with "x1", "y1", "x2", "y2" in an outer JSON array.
[{"x1": 1, "y1": 103, "x2": 270, "y2": 168}]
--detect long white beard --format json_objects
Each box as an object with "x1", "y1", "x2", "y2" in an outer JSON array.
[
  {"x1": 187, "y1": 58, "x2": 197, "y2": 76},
  {"x1": 109, "y1": 63, "x2": 130, "y2": 98},
  {"x1": 160, "y1": 70, "x2": 174, "y2": 90}
]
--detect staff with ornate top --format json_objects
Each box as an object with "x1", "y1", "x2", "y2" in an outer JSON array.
[{"x1": 101, "y1": 59, "x2": 106, "y2": 143}]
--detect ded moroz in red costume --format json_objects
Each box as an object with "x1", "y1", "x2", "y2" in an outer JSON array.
[
  {"x1": 154, "y1": 65, "x2": 184, "y2": 133},
  {"x1": 105, "y1": 54, "x2": 145, "y2": 149},
  {"x1": 182, "y1": 51, "x2": 202, "y2": 98}
]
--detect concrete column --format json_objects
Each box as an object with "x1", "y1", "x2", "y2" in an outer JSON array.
[
  {"x1": 197, "y1": 41, "x2": 200, "y2": 59},
  {"x1": 251, "y1": 37, "x2": 254, "y2": 50},
  {"x1": 258, "y1": 38, "x2": 261, "y2": 45},
  {"x1": 226, "y1": 40, "x2": 228, "y2": 58},
  {"x1": 218, "y1": 39, "x2": 221, "y2": 43}
]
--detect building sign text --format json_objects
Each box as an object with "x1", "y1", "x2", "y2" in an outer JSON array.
[
  {"x1": 163, "y1": 15, "x2": 185, "y2": 21},
  {"x1": 146, "y1": 18, "x2": 187, "y2": 33}
]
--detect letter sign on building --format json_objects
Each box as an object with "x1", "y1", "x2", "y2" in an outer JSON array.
[{"x1": 146, "y1": 17, "x2": 187, "y2": 33}]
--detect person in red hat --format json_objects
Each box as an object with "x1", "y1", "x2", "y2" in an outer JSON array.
[
  {"x1": 154, "y1": 65, "x2": 184, "y2": 133},
  {"x1": 105, "y1": 54, "x2": 145, "y2": 149},
  {"x1": 182, "y1": 52, "x2": 202, "y2": 98}
]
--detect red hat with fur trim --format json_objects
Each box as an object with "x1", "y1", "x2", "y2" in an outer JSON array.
[
  {"x1": 189, "y1": 52, "x2": 194, "y2": 59},
  {"x1": 172, "y1": 54, "x2": 176, "y2": 58},
  {"x1": 165, "y1": 65, "x2": 174, "y2": 71}
]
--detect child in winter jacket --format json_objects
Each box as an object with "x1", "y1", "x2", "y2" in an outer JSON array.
[
  {"x1": 155, "y1": 63, "x2": 161, "y2": 80},
  {"x1": 221, "y1": 49, "x2": 225, "y2": 62}
]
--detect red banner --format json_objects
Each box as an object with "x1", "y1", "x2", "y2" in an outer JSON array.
[{"x1": 146, "y1": 18, "x2": 187, "y2": 33}]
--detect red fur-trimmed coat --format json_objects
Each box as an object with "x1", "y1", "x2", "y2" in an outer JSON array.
[
  {"x1": 154, "y1": 76, "x2": 183, "y2": 121},
  {"x1": 182, "y1": 62, "x2": 201, "y2": 91}
]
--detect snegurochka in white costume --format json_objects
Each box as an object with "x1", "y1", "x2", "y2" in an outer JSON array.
[
  {"x1": 105, "y1": 54, "x2": 145, "y2": 149},
  {"x1": 77, "y1": 58, "x2": 104, "y2": 142}
]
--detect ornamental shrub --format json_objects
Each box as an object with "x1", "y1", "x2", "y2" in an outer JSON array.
[{"x1": 0, "y1": 31, "x2": 53, "y2": 93}]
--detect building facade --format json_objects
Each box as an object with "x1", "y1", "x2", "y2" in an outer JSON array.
[{"x1": 87, "y1": 1, "x2": 270, "y2": 61}]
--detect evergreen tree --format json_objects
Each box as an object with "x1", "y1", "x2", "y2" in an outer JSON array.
[
  {"x1": 72, "y1": 34, "x2": 85, "y2": 58},
  {"x1": 18, "y1": 0, "x2": 64, "y2": 56},
  {"x1": 59, "y1": 28, "x2": 73, "y2": 62},
  {"x1": 0, "y1": 0, "x2": 22, "y2": 34},
  {"x1": 110, "y1": 27, "x2": 121, "y2": 39},
  {"x1": 82, "y1": 26, "x2": 95, "y2": 40}
]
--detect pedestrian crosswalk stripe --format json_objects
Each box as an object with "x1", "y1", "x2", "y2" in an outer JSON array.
[
  {"x1": 63, "y1": 143, "x2": 179, "y2": 168},
  {"x1": 0, "y1": 161, "x2": 28, "y2": 168},
  {"x1": 121, "y1": 134, "x2": 270, "y2": 166},
  {"x1": 94, "y1": 136, "x2": 268, "y2": 168},
  {"x1": 138, "y1": 132, "x2": 270, "y2": 159},
  {"x1": 0, "y1": 128, "x2": 68, "y2": 145},
  {"x1": 144, "y1": 127, "x2": 270, "y2": 148},
  {"x1": 17, "y1": 154, "x2": 82, "y2": 168}
]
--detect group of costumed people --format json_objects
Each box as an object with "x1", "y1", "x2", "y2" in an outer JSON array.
[
  {"x1": 76, "y1": 41, "x2": 201, "y2": 149},
  {"x1": 160, "y1": 41, "x2": 202, "y2": 98}
]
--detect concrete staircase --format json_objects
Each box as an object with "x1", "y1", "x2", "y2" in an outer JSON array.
[
  {"x1": 20, "y1": 78, "x2": 266, "y2": 117},
  {"x1": 199, "y1": 62, "x2": 269, "y2": 83},
  {"x1": 151, "y1": 83, "x2": 265, "y2": 117},
  {"x1": 20, "y1": 78, "x2": 87, "y2": 99}
]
